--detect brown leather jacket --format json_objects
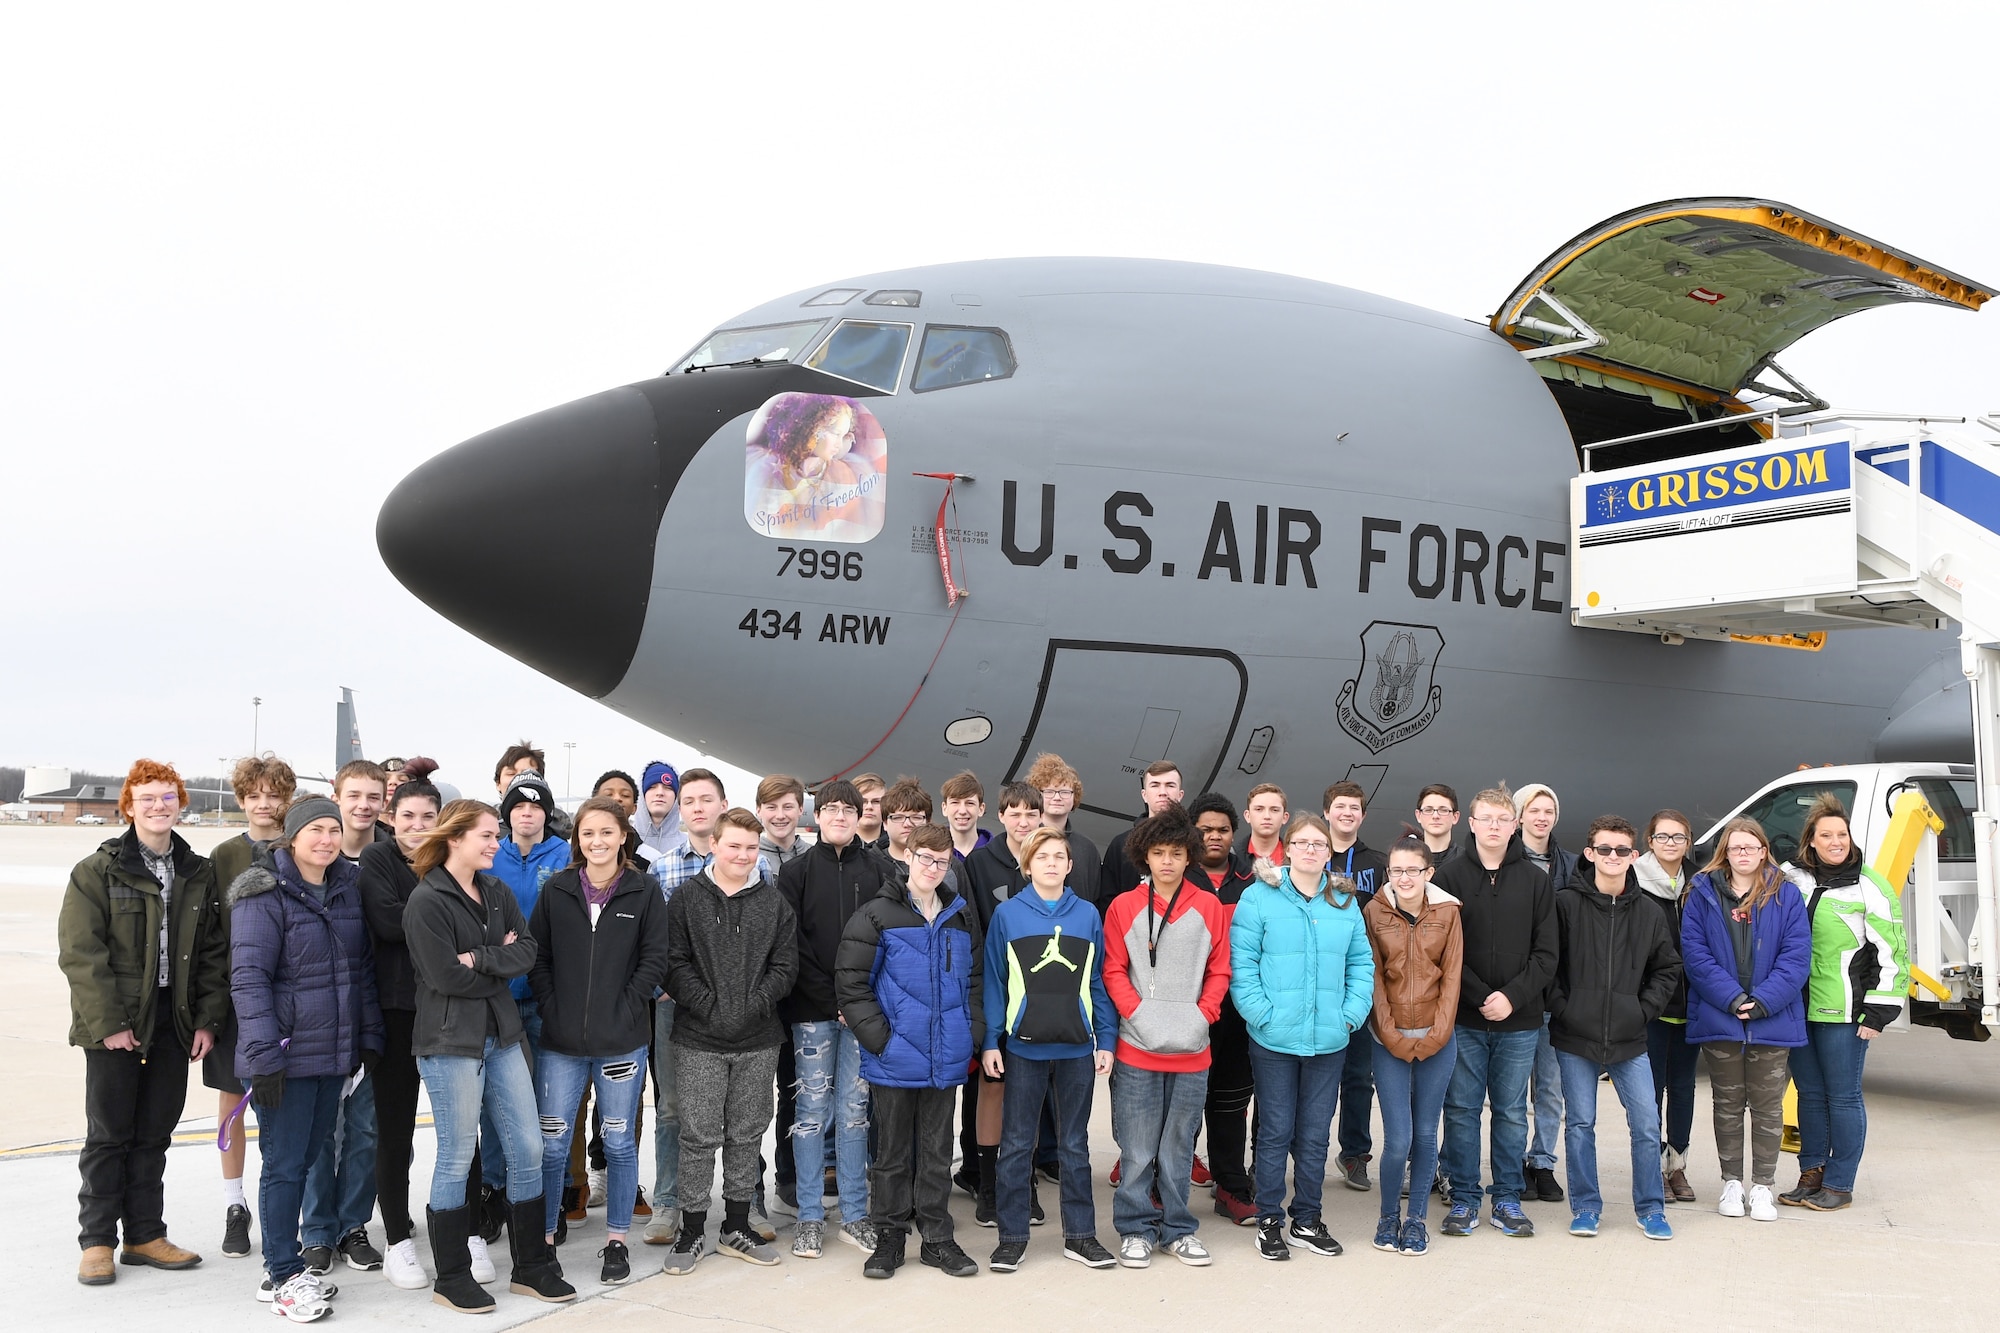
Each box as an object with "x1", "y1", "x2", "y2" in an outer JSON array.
[{"x1": 1365, "y1": 886, "x2": 1463, "y2": 1062}]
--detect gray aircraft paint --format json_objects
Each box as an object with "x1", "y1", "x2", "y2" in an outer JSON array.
[{"x1": 387, "y1": 256, "x2": 1957, "y2": 844}]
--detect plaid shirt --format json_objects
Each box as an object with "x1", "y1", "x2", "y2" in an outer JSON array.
[
  {"x1": 651, "y1": 833, "x2": 775, "y2": 903},
  {"x1": 138, "y1": 841, "x2": 174, "y2": 987}
]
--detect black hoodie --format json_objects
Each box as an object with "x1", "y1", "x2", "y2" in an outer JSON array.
[
  {"x1": 357, "y1": 840, "x2": 421, "y2": 1011},
  {"x1": 527, "y1": 865, "x2": 670, "y2": 1057},
  {"x1": 1432, "y1": 833, "x2": 1557, "y2": 1032},
  {"x1": 1548, "y1": 860, "x2": 1682, "y2": 1065},
  {"x1": 664, "y1": 869, "x2": 798, "y2": 1054},
  {"x1": 776, "y1": 836, "x2": 891, "y2": 1023}
]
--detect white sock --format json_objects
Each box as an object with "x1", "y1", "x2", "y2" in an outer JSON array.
[{"x1": 223, "y1": 1176, "x2": 247, "y2": 1210}]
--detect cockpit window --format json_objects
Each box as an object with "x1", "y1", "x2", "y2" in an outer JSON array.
[
  {"x1": 865, "y1": 289, "x2": 921, "y2": 308},
  {"x1": 804, "y1": 320, "x2": 912, "y2": 393},
  {"x1": 804, "y1": 288, "x2": 863, "y2": 307},
  {"x1": 911, "y1": 325, "x2": 1016, "y2": 393},
  {"x1": 676, "y1": 320, "x2": 825, "y2": 372}
]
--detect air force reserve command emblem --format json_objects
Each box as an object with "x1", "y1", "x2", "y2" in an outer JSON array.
[{"x1": 1335, "y1": 621, "x2": 1445, "y2": 754}]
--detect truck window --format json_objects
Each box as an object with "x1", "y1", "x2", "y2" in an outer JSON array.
[
  {"x1": 1709, "y1": 780, "x2": 1859, "y2": 867},
  {"x1": 1906, "y1": 777, "x2": 1976, "y2": 864}
]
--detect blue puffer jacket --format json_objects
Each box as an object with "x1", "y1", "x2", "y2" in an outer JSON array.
[
  {"x1": 1681, "y1": 870, "x2": 1812, "y2": 1048},
  {"x1": 228, "y1": 849, "x2": 384, "y2": 1079},
  {"x1": 492, "y1": 835, "x2": 571, "y2": 999},
  {"x1": 1229, "y1": 864, "x2": 1374, "y2": 1058},
  {"x1": 835, "y1": 879, "x2": 984, "y2": 1089}
]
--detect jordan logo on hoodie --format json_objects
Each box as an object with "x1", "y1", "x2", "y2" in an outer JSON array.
[{"x1": 1005, "y1": 927, "x2": 1094, "y2": 1044}]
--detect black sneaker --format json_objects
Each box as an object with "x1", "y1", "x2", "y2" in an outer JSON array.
[
  {"x1": 1035, "y1": 1159, "x2": 1062, "y2": 1184},
  {"x1": 1256, "y1": 1217, "x2": 1290, "y2": 1261},
  {"x1": 952, "y1": 1167, "x2": 979, "y2": 1198},
  {"x1": 337, "y1": 1228, "x2": 382, "y2": 1271},
  {"x1": 554, "y1": 1207, "x2": 567, "y2": 1246},
  {"x1": 1531, "y1": 1167, "x2": 1566, "y2": 1203},
  {"x1": 478, "y1": 1183, "x2": 507, "y2": 1244},
  {"x1": 300, "y1": 1245, "x2": 334, "y2": 1276},
  {"x1": 1029, "y1": 1187, "x2": 1046, "y2": 1227},
  {"x1": 1337, "y1": 1155, "x2": 1372, "y2": 1191},
  {"x1": 222, "y1": 1205, "x2": 252, "y2": 1257},
  {"x1": 1287, "y1": 1217, "x2": 1343, "y2": 1256},
  {"x1": 989, "y1": 1240, "x2": 1027, "y2": 1272},
  {"x1": 600, "y1": 1240, "x2": 631, "y2": 1285},
  {"x1": 921, "y1": 1239, "x2": 977, "y2": 1277},
  {"x1": 864, "y1": 1228, "x2": 907, "y2": 1279},
  {"x1": 1063, "y1": 1236, "x2": 1117, "y2": 1269}
]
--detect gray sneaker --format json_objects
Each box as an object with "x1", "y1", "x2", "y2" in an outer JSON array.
[
  {"x1": 661, "y1": 1230, "x2": 703, "y2": 1275},
  {"x1": 838, "y1": 1219, "x2": 879, "y2": 1253},
  {"x1": 716, "y1": 1228, "x2": 781, "y2": 1266},
  {"x1": 792, "y1": 1220, "x2": 824, "y2": 1259}
]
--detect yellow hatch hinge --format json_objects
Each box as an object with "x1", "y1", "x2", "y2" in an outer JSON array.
[{"x1": 1873, "y1": 790, "x2": 1946, "y2": 891}]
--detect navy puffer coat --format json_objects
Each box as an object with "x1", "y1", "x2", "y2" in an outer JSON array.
[
  {"x1": 835, "y1": 879, "x2": 983, "y2": 1089},
  {"x1": 228, "y1": 849, "x2": 383, "y2": 1079}
]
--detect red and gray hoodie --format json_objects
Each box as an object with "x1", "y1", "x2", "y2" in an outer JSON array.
[{"x1": 1102, "y1": 876, "x2": 1232, "y2": 1072}]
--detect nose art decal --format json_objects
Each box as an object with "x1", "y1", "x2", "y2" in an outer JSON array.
[{"x1": 744, "y1": 392, "x2": 887, "y2": 542}]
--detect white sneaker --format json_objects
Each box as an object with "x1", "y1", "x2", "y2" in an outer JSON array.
[
  {"x1": 643, "y1": 1209, "x2": 680, "y2": 1246},
  {"x1": 1747, "y1": 1184, "x2": 1778, "y2": 1222},
  {"x1": 269, "y1": 1271, "x2": 333, "y2": 1323},
  {"x1": 383, "y1": 1238, "x2": 429, "y2": 1290},
  {"x1": 1718, "y1": 1179, "x2": 1746, "y2": 1218},
  {"x1": 1167, "y1": 1234, "x2": 1212, "y2": 1266},
  {"x1": 587, "y1": 1167, "x2": 607, "y2": 1208},
  {"x1": 466, "y1": 1234, "x2": 497, "y2": 1283},
  {"x1": 1118, "y1": 1235, "x2": 1152, "y2": 1268}
]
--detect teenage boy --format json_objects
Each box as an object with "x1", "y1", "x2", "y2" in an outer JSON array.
[
  {"x1": 1102, "y1": 809, "x2": 1230, "y2": 1268},
  {"x1": 981, "y1": 828, "x2": 1118, "y2": 1273},
  {"x1": 1435, "y1": 785, "x2": 1557, "y2": 1239},
  {"x1": 837, "y1": 823, "x2": 982, "y2": 1279},
  {"x1": 300, "y1": 760, "x2": 391, "y2": 1276},
  {"x1": 776, "y1": 780, "x2": 887, "y2": 1258},
  {"x1": 939, "y1": 771, "x2": 991, "y2": 863},
  {"x1": 1416, "y1": 785, "x2": 1463, "y2": 867},
  {"x1": 661, "y1": 809, "x2": 799, "y2": 1275},
  {"x1": 757, "y1": 775, "x2": 816, "y2": 869},
  {"x1": 1322, "y1": 780, "x2": 1387, "y2": 1192},
  {"x1": 59, "y1": 759, "x2": 229, "y2": 1286},
  {"x1": 1239, "y1": 784, "x2": 1288, "y2": 865},
  {"x1": 1025, "y1": 754, "x2": 1101, "y2": 910},
  {"x1": 878, "y1": 780, "x2": 941, "y2": 879},
  {"x1": 1514, "y1": 782, "x2": 1575, "y2": 1204},
  {"x1": 635, "y1": 762, "x2": 681, "y2": 858},
  {"x1": 207, "y1": 754, "x2": 297, "y2": 1256},
  {"x1": 852, "y1": 774, "x2": 888, "y2": 849},
  {"x1": 495, "y1": 740, "x2": 572, "y2": 837},
  {"x1": 1100, "y1": 762, "x2": 1184, "y2": 898},
  {"x1": 1187, "y1": 793, "x2": 1257, "y2": 1224},
  {"x1": 1548, "y1": 817, "x2": 1681, "y2": 1241}
]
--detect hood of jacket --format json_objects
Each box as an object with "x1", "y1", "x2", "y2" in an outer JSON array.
[
  {"x1": 1633, "y1": 851, "x2": 1688, "y2": 902},
  {"x1": 227, "y1": 845, "x2": 360, "y2": 908}
]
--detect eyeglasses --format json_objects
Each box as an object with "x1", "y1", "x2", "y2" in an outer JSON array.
[
  {"x1": 1650, "y1": 833, "x2": 1688, "y2": 845},
  {"x1": 133, "y1": 794, "x2": 180, "y2": 809},
  {"x1": 1417, "y1": 806, "x2": 1457, "y2": 817},
  {"x1": 1387, "y1": 867, "x2": 1429, "y2": 879},
  {"x1": 1470, "y1": 815, "x2": 1516, "y2": 827},
  {"x1": 1726, "y1": 844, "x2": 1766, "y2": 856},
  {"x1": 817, "y1": 804, "x2": 857, "y2": 818},
  {"x1": 912, "y1": 853, "x2": 953, "y2": 871},
  {"x1": 885, "y1": 812, "x2": 924, "y2": 825},
  {"x1": 1290, "y1": 839, "x2": 1330, "y2": 852},
  {"x1": 1040, "y1": 788, "x2": 1074, "y2": 799},
  {"x1": 1588, "y1": 844, "x2": 1637, "y2": 858}
]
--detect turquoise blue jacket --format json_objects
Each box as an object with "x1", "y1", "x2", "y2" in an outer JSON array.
[{"x1": 1228, "y1": 866, "x2": 1374, "y2": 1057}]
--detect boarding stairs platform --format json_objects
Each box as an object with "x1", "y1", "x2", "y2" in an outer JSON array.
[{"x1": 1570, "y1": 411, "x2": 2000, "y2": 1035}]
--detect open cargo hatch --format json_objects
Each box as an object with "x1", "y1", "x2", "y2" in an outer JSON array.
[{"x1": 1494, "y1": 198, "x2": 1993, "y2": 468}]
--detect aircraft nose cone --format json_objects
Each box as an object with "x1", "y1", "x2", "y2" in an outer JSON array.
[{"x1": 376, "y1": 385, "x2": 662, "y2": 698}]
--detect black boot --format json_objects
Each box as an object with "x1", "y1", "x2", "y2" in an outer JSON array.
[
  {"x1": 975, "y1": 1145, "x2": 997, "y2": 1227},
  {"x1": 478, "y1": 1182, "x2": 507, "y2": 1244},
  {"x1": 426, "y1": 1205, "x2": 496, "y2": 1314},
  {"x1": 507, "y1": 1197, "x2": 577, "y2": 1304}
]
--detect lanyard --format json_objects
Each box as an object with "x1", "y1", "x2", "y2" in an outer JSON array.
[{"x1": 1145, "y1": 878, "x2": 1187, "y2": 968}]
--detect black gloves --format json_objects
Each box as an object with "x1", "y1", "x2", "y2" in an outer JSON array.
[
  {"x1": 251, "y1": 1072, "x2": 286, "y2": 1109},
  {"x1": 358, "y1": 1050, "x2": 378, "y2": 1075}
]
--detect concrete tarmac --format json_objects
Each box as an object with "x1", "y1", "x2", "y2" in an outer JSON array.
[{"x1": 8, "y1": 824, "x2": 2000, "y2": 1328}]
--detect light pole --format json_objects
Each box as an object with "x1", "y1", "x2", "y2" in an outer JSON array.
[
  {"x1": 563, "y1": 742, "x2": 576, "y2": 802},
  {"x1": 252, "y1": 697, "x2": 262, "y2": 755},
  {"x1": 218, "y1": 758, "x2": 229, "y2": 820}
]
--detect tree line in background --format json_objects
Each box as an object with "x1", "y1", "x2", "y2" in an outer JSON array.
[{"x1": 0, "y1": 766, "x2": 238, "y2": 812}]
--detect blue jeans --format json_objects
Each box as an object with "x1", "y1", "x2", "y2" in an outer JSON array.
[
  {"x1": 301, "y1": 1072, "x2": 377, "y2": 1247},
  {"x1": 537, "y1": 1046, "x2": 648, "y2": 1234},
  {"x1": 1336, "y1": 1025, "x2": 1375, "y2": 1161},
  {"x1": 1246, "y1": 1038, "x2": 1342, "y2": 1223},
  {"x1": 1109, "y1": 1063, "x2": 1208, "y2": 1243},
  {"x1": 422, "y1": 1037, "x2": 541, "y2": 1210},
  {"x1": 1527, "y1": 1015, "x2": 1563, "y2": 1170},
  {"x1": 1647, "y1": 1019, "x2": 1699, "y2": 1156},
  {"x1": 997, "y1": 1054, "x2": 1096, "y2": 1242},
  {"x1": 253, "y1": 1076, "x2": 343, "y2": 1283},
  {"x1": 650, "y1": 997, "x2": 681, "y2": 1210},
  {"x1": 1555, "y1": 1049, "x2": 1664, "y2": 1219},
  {"x1": 1374, "y1": 1034, "x2": 1455, "y2": 1223},
  {"x1": 480, "y1": 997, "x2": 538, "y2": 1191},
  {"x1": 1442, "y1": 1026, "x2": 1537, "y2": 1208},
  {"x1": 791, "y1": 1021, "x2": 870, "y2": 1225},
  {"x1": 1789, "y1": 1022, "x2": 1870, "y2": 1192}
]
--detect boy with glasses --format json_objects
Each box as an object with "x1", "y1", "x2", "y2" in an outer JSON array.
[
  {"x1": 1547, "y1": 817, "x2": 1681, "y2": 1241},
  {"x1": 852, "y1": 774, "x2": 888, "y2": 850},
  {"x1": 1025, "y1": 754, "x2": 1101, "y2": 910},
  {"x1": 1415, "y1": 785, "x2": 1463, "y2": 867},
  {"x1": 1435, "y1": 786, "x2": 1557, "y2": 1239}
]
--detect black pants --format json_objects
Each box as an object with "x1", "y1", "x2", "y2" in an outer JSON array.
[
  {"x1": 373, "y1": 1009, "x2": 421, "y2": 1244},
  {"x1": 1203, "y1": 998, "x2": 1255, "y2": 1194},
  {"x1": 78, "y1": 996, "x2": 188, "y2": 1250},
  {"x1": 775, "y1": 1035, "x2": 797, "y2": 1189},
  {"x1": 870, "y1": 1085, "x2": 956, "y2": 1242}
]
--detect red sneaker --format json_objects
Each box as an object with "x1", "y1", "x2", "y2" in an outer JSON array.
[
  {"x1": 1109, "y1": 1161, "x2": 1122, "y2": 1186},
  {"x1": 1190, "y1": 1154, "x2": 1213, "y2": 1190},
  {"x1": 1213, "y1": 1186, "x2": 1257, "y2": 1226}
]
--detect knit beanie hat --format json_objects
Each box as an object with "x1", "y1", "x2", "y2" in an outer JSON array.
[
  {"x1": 1513, "y1": 782, "x2": 1561, "y2": 824},
  {"x1": 500, "y1": 774, "x2": 556, "y2": 821},
  {"x1": 283, "y1": 796, "x2": 342, "y2": 843},
  {"x1": 642, "y1": 761, "x2": 679, "y2": 795}
]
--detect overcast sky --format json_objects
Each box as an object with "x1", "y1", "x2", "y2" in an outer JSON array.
[{"x1": 5, "y1": 3, "x2": 1995, "y2": 799}]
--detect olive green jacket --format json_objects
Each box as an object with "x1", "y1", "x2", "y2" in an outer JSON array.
[{"x1": 57, "y1": 828, "x2": 231, "y2": 1049}]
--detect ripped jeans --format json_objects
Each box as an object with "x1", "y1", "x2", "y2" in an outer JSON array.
[
  {"x1": 790, "y1": 1021, "x2": 870, "y2": 1225},
  {"x1": 535, "y1": 1046, "x2": 649, "y2": 1235}
]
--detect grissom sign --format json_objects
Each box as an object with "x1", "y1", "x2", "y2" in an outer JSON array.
[{"x1": 1581, "y1": 444, "x2": 1849, "y2": 529}]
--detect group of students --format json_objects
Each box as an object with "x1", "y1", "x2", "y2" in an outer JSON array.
[{"x1": 57, "y1": 747, "x2": 1908, "y2": 1318}]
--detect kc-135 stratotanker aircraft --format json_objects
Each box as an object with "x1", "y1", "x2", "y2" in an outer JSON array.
[{"x1": 378, "y1": 198, "x2": 1995, "y2": 846}]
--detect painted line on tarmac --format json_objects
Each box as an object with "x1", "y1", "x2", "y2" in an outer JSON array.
[{"x1": 1, "y1": 1114, "x2": 436, "y2": 1160}]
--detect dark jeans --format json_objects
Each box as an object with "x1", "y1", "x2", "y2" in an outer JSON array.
[
  {"x1": 1110, "y1": 1063, "x2": 1207, "y2": 1243},
  {"x1": 1374, "y1": 1034, "x2": 1455, "y2": 1223},
  {"x1": 1246, "y1": 1038, "x2": 1342, "y2": 1223},
  {"x1": 1789, "y1": 1022, "x2": 1870, "y2": 1192},
  {"x1": 1203, "y1": 999, "x2": 1254, "y2": 1195},
  {"x1": 997, "y1": 1054, "x2": 1096, "y2": 1242},
  {"x1": 1555, "y1": 1050, "x2": 1664, "y2": 1220},
  {"x1": 1336, "y1": 1025, "x2": 1375, "y2": 1161},
  {"x1": 302, "y1": 1067, "x2": 376, "y2": 1246},
  {"x1": 253, "y1": 1075, "x2": 344, "y2": 1283},
  {"x1": 1442, "y1": 1026, "x2": 1537, "y2": 1208},
  {"x1": 774, "y1": 1033, "x2": 798, "y2": 1191},
  {"x1": 869, "y1": 1085, "x2": 957, "y2": 1242},
  {"x1": 77, "y1": 1006, "x2": 188, "y2": 1250},
  {"x1": 374, "y1": 1009, "x2": 422, "y2": 1244},
  {"x1": 1646, "y1": 1018, "x2": 1699, "y2": 1156}
]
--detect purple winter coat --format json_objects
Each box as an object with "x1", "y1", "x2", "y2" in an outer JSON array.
[
  {"x1": 228, "y1": 848, "x2": 384, "y2": 1079},
  {"x1": 1681, "y1": 870, "x2": 1812, "y2": 1048}
]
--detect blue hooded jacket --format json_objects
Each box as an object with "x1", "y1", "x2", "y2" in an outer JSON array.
[
  {"x1": 227, "y1": 848, "x2": 384, "y2": 1079},
  {"x1": 1681, "y1": 870, "x2": 1812, "y2": 1048},
  {"x1": 492, "y1": 833, "x2": 571, "y2": 999},
  {"x1": 982, "y1": 885, "x2": 1115, "y2": 1061},
  {"x1": 1229, "y1": 864, "x2": 1374, "y2": 1058},
  {"x1": 835, "y1": 879, "x2": 983, "y2": 1089}
]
